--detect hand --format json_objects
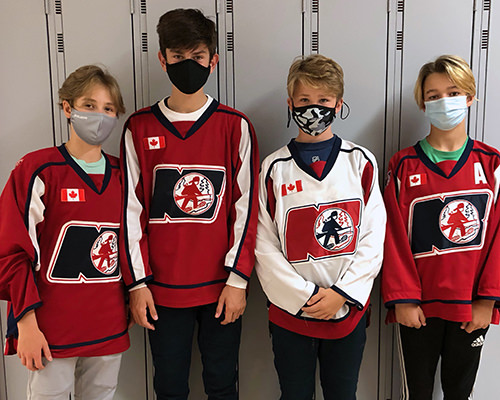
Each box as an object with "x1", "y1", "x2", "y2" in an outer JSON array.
[
  {"x1": 215, "y1": 285, "x2": 246, "y2": 325},
  {"x1": 17, "y1": 310, "x2": 52, "y2": 371},
  {"x1": 129, "y1": 287, "x2": 158, "y2": 330},
  {"x1": 395, "y1": 303, "x2": 426, "y2": 328},
  {"x1": 461, "y1": 299, "x2": 494, "y2": 333},
  {"x1": 301, "y1": 288, "x2": 346, "y2": 320}
]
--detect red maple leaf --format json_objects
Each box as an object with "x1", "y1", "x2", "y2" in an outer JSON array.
[
  {"x1": 287, "y1": 184, "x2": 295, "y2": 191},
  {"x1": 411, "y1": 176, "x2": 419, "y2": 183},
  {"x1": 150, "y1": 139, "x2": 158, "y2": 146},
  {"x1": 69, "y1": 191, "x2": 77, "y2": 198}
]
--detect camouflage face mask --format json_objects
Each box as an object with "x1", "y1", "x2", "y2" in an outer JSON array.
[{"x1": 289, "y1": 104, "x2": 336, "y2": 136}]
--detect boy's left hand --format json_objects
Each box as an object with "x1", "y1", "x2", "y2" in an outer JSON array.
[
  {"x1": 216, "y1": 285, "x2": 246, "y2": 325},
  {"x1": 461, "y1": 299, "x2": 495, "y2": 333},
  {"x1": 302, "y1": 288, "x2": 346, "y2": 320}
]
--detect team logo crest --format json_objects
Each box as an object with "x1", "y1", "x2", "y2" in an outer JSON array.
[
  {"x1": 314, "y1": 208, "x2": 354, "y2": 251},
  {"x1": 90, "y1": 231, "x2": 118, "y2": 275},
  {"x1": 439, "y1": 199, "x2": 480, "y2": 244},
  {"x1": 173, "y1": 172, "x2": 215, "y2": 215}
]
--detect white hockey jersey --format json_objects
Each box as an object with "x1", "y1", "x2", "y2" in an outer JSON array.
[{"x1": 255, "y1": 136, "x2": 386, "y2": 338}]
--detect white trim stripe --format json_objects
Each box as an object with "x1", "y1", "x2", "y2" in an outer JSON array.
[{"x1": 28, "y1": 176, "x2": 46, "y2": 271}]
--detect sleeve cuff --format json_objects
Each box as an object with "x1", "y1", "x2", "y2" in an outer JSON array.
[
  {"x1": 226, "y1": 272, "x2": 248, "y2": 289},
  {"x1": 330, "y1": 285, "x2": 363, "y2": 310}
]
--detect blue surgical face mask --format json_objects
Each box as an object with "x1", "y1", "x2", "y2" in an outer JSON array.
[{"x1": 424, "y1": 96, "x2": 468, "y2": 131}]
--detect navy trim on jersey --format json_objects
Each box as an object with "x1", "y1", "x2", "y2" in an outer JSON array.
[
  {"x1": 49, "y1": 328, "x2": 128, "y2": 350},
  {"x1": 149, "y1": 278, "x2": 227, "y2": 289},
  {"x1": 331, "y1": 285, "x2": 363, "y2": 310},
  {"x1": 125, "y1": 276, "x2": 154, "y2": 291},
  {"x1": 151, "y1": 98, "x2": 220, "y2": 140},
  {"x1": 287, "y1": 135, "x2": 341, "y2": 181},
  {"x1": 476, "y1": 295, "x2": 500, "y2": 302},
  {"x1": 57, "y1": 145, "x2": 112, "y2": 195},
  {"x1": 296, "y1": 284, "x2": 320, "y2": 317},
  {"x1": 215, "y1": 108, "x2": 257, "y2": 277},
  {"x1": 420, "y1": 299, "x2": 472, "y2": 305},
  {"x1": 385, "y1": 299, "x2": 421, "y2": 307},
  {"x1": 120, "y1": 123, "x2": 138, "y2": 283},
  {"x1": 225, "y1": 266, "x2": 250, "y2": 281},
  {"x1": 264, "y1": 156, "x2": 293, "y2": 215},
  {"x1": 7, "y1": 301, "x2": 43, "y2": 338},
  {"x1": 413, "y1": 138, "x2": 473, "y2": 179},
  {"x1": 340, "y1": 146, "x2": 374, "y2": 169}
]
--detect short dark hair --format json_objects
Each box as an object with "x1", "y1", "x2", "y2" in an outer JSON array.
[{"x1": 157, "y1": 8, "x2": 217, "y2": 59}]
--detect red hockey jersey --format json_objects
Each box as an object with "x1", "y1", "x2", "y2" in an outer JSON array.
[
  {"x1": 382, "y1": 139, "x2": 500, "y2": 323},
  {"x1": 120, "y1": 96, "x2": 259, "y2": 308},
  {"x1": 0, "y1": 146, "x2": 129, "y2": 357}
]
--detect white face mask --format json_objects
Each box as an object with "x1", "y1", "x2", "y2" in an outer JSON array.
[
  {"x1": 70, "y1": 109, "x2": 117, "y2": 145},
  {"x1": 424, "y1": 96, "x2": 468, "y2": 131}
]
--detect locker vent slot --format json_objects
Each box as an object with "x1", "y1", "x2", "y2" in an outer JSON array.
[
  {"x1": 396, "y1": 31, "x2": 403, "y2": 50},
  {"x1": 142, "y1": 32, "x2": 148, "y2": 52},
  {"x1": 397, "y1": 0, "x2": 404, "y2": 12},
  {"x1": 311, "y1": 31, "x2": 319, "y2": 52},
  {"x1": 140, "y1": 0, "x2": 147, "y2": 14},
  {"x1": 57, "y1": 33, "x2": 64, "y2": 53},
  {"x1": 226, "y1": 0, "x2": 233, "y2": 13},
  {"x1": 312, "y1": 0, "x2": 319, "y2": 13},
  {"x1": 484, "y1": 0, "x2": 491, "y2": 11},
  {"x1": 227, "y1": 32, "x2": 234, "y2": 51},
  {"x1": 55, "y1": 0, "x2": 62, "y2": 14},
  {"x1": 481, "y1": 30, "x2": 489, "y2": 49}
]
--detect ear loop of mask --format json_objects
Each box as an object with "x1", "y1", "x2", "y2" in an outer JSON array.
[{"x1": 340, "y1": 101, "x2": 350, "y2": 120}]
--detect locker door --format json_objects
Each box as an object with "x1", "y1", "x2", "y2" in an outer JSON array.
[
  {"x1": 474, "y1": 1, "x2": 500, "y2": 398},
  {"x1": 398, "y1": 0, "x2": 474, "y2": 152},
  {"x1": 0, "y1": 0, "x2": 53, "y2": 398},
  {"x1": 316, "y1": 2, "x2": 387, "y2": 399},
  {"x1": 53, "y1": 0, "x2": 136, "y2": 156},
  {"x1": 231, "y1": 1, "x2": 303, "y2": 397},
  {"x1": 387, "y1": 2, "x2": 476, "y2": 399},
  {"x1": 138, "y1": 0, "x2": 219, "y2": 108}
]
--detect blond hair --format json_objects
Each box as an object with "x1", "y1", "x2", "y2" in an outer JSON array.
[
  {"x1": 414, "y1": 55, "x2": 476, "y2": 109},
  {"x1": 287, "y1": 54, "x2": 344, "y2": 99},
  {"x1": 58, "y1": 65, "x2": 126, "y2": 116}
]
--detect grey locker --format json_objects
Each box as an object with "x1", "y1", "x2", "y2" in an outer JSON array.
[
  {"x1": 232, "y1": 2, "x2": 303, "y2": 398},
  {"x1": 0, "y1": 1, "x2": 53, "y2": 398}
]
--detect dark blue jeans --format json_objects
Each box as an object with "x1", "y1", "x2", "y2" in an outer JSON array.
[
  {"x1": 270, "y1": 313, "x2": 367, "y2": 400},
  {"x1": 148, "y1": 303, "x2": 241, "y2": 400}
]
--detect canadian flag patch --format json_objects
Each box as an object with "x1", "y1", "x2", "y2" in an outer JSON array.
[
  {"x1": 144, "y1": 136, "x2": 166, "y2": 150},
  {"x1": 61, "y1": 188, "x2": 86, "y2": 202},
  {"x1": 281, "y1": 180, "x2": 303, "y2": 196},
  {"x1": 408, "y1": 173, "x2": 427, "y2": 187}
]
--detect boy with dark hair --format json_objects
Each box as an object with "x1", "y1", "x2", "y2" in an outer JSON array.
[{"x1": 120, "y1": 8, "x2": 259, "y2": 400}]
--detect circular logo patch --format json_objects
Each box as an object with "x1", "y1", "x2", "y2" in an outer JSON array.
[
  {"x1": 314, "y1": 208, "x2": 354, "y2": 251},
  {"x1": 90, "y1": 231, "x2": 118, "y2": 275},
  {"x1": 173, "y1": 173, "x2": 215, "y2": 215},
  {"x1": 439, "y1": 199, "x2": 480, "y2": 244}
]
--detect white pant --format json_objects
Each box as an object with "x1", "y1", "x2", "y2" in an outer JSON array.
[{"x1": 27, "y1": 354, "x2": 122, "y2": 400}]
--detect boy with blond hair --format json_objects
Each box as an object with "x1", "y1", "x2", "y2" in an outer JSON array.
[
  {"x1": 382, "y1": 54, "x2": 500, "y2": 399},
  {"x1": 255, "y1": 54, "x2": 386, "y2": 400}
]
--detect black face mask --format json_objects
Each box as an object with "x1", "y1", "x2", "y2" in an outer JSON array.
[{"x1": 166, "y1": 59, "x2": 211, "y2": 95}]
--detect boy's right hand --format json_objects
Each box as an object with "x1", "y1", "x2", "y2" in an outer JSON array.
[
  {"x1": 129, "y1": 286, "x2": 158, "y2": 330},
  {"x1": 17, "y1": 310, "x2": 52, "y2": 371},
  {"x1": 395, "y1": 303, "x2": 426, "y2": 328}
]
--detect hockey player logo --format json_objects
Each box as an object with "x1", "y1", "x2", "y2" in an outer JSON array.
[
  {"x1": 439, "y1": 199, "x2": 480, "y2": 244},
  {"x1": 90, "y1": 231, "x2": 118, "y2": 275},
  {"x1": 173, "y1": 172, "x2": 215, "y2": 215},
  {"x1": 314, "y1": 208, "x2": 354, "y2": 251}
]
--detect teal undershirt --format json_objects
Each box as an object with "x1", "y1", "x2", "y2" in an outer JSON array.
[
  {"x1": 419, "y1": 138, "x2": 468, "y2": 164},
  {"x1": 71, "y1": 154, "x2": 105, "y2": 174}
]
